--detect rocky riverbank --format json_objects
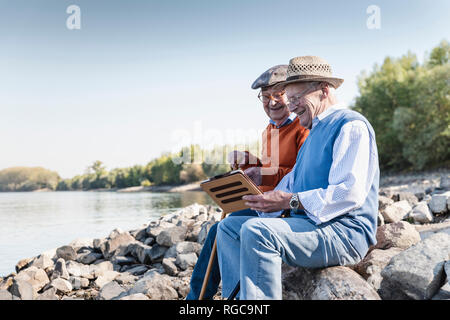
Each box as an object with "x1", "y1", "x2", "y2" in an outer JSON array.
[{"x1": 0, "y1": 172, "x2": 449, "y2": 300}]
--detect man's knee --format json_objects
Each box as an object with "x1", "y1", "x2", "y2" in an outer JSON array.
[{"x1": 240, "y1": 218, "x2": 267, "y2": 241}]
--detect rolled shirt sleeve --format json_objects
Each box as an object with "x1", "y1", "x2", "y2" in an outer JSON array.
[{"x1": 298, "y1": 120, "x2": 378, "y2": 224}]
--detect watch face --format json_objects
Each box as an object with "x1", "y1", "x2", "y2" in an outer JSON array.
[{"x1": 290, "y1": 198, "x2": 299, "y2": 208}]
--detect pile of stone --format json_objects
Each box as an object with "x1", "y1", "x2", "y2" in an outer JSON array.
[
  {"x1": 0, "y1": 175, "x2": 449, "y2": 300},
  {"x1": 0, "y1": 203, "x2": 223, "y2": 300},
  {"x1": 283, "y1": 174, "x2": 450, "y2": 300}
]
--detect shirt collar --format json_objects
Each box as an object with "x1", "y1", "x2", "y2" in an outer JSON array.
[
  {"x1": 269, "y1": 113, "x2": 297, "y2": 128},
  {"x1": 311, "y1": 103, "x2": 347, "y2": 129}
]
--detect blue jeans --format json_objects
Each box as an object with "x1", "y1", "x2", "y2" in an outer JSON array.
[
  {"x1": 186, "y1": 209, "x2": 258, "y2": 300},
  {"x1": 216, "y1": 212, "x2": 363, "y2": 300}
]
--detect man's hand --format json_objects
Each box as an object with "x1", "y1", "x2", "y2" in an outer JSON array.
[
  {"x1": 243, "y1": 190, "x2": 292, "y2": 213},
  {"x1": 227, "y1": 151, "x2": 260, "y2": 169},
  {"x1": 244, "y1": 167, "x2": 262, "y2": 186}
]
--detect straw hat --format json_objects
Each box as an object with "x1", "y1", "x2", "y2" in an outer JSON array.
[{"x1": 280, "y1": 56, "x2": 344, "y2": 89}]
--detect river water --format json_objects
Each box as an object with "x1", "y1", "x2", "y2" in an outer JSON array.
[{"x1": 0, "y1": 191, "x2": 214, "y2": 277}]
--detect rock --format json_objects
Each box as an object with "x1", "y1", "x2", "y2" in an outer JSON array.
[
  {"x1": 175, "y1": 253, "x2": 198, "y2": 270},
  {"x1": 162, "y1": 258, "x2": 178, "y2": 276},
  {"x1": 123, "y1": 265, "x2": 148, "y2": 276},
  {"x1": 56, "y1": 245, "x2": 77, "y2": 261},
  {"x1": 115, "y1": 272, "x2": 138, "y2": 285},
  {"x1": 50, "y1": 278, "x2": 73, "y2": 294},
  {"x1": 15, "y1": 258, "x2": 33, "y2": 273},
  {"x1": 97, "y1": 281, "x2": 126, "y2": 300},
  {"x1": 93, "y1": 238, "x2": 106, "y2": 251},
  {"x1": 378, "y1": 195, "x2": 394, "y2": 210},
  {"x1": 170, "y1": 276, "x2": 191, "y2": 298},
  {"x1": 429, "y1": 191, "x2": 450, "y2": 214},
  {"x1": 377, "y1": 212, "x2": 384, "y2": 227},
  {"x1": 111, "y1": 255, "x2": 137, "y2": 266},
  {"x1": 69, "y1": 276, "x2": 89, "y2": 290},
  {"x1": 352, "y1": 247, "x2": 403, "y2": 290},
  {"x1": 375, "y1": 221, "x2": 421, "y2": 250},
  {"x1": 15, "y1": 266, "x2": 50, "y2": 294},
  {"x1": 374, "y1": 221, "x2": 420, "y2": 249},
  {"x1": 440, "y1": 175, "x2": 450, "y2": 190},
  {"x1": 164, "y1": 241, "x2": 202, "y2": 259},
  {"x1": 10, "y1": 279, "x2": 34, "y2": 300},
  {"x1": 149, "y1": 244, "x2": 168, "y2": 262},
  {"x1": 381, "y1": 200, "x2": 412, "y2": 223},
  {"x1": 100, "y1": 231, "x2": 136, "y2": 259},
  {"x1": 432, "y1": 282, "x2": 450, "y2": 300},
  {"x1": 0, "y1": 289, "x2": 13, "y2": 300},
  {"x1": 146, "y1": 221, "x2": 176, "y2": 238},
  {"x1": 128, "y1": 272, "x2": 178, "y2": 300},
  {"x1": 282, "y1": 265, "x2": 381, "y2": 300},
  {"x1": 92, "y1": 260, "x2": 114, "y2": 277},
  {"x1": 415, "y1": 219, "x2": 450, "y2": 240},
  {"x1": 52, "y1": 258, "x2": 69, "y2": 280},
  {"x1": 94, "y1": 270, "x2": 119, "y2": 289},
  {"x1": 0, "y1": 277, "x2": 13, "y2": 291},
  {"x1": 36, "y1": 287, "x2": 59, "y2": 300},
  {"x1": 379, "y1": 232, "x2": 450, "y2": 300},
  {"x1": 78, "y1": 252, "x2": 103, "y2": 264},
  {"x1": 68, "y1": 238, "x2": 94, "y2": 252},
  {"x1": 29, "y1": 253, "x2": 54, "y2": 270},
  {"x1": 409, "y1": 201, "x2": 434, "y2": 224},
  {"x1": 156, "y1": 226, "x2": 188, "y2": 247},
  {"x1": 393, "y1": 192, "x2": 419, "y2": 206},
  {"x1": 118, "y1": 293, "x2": 150, "y2": 300},
  {"x1": 66, "y1": 260, "x2": 94, "y2": 279},
  {"x1": 197, "y1": 220, "x2": 216, "y2": 245},
  {"x1": 129, "y1": 242, "x2": 153, "y2": 264}
]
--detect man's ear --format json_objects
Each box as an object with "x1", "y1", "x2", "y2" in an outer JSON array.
[{"x1": 320, "y1": 83, "x2": 329, "y2": 100}]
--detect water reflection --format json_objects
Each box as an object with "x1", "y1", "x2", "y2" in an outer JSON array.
[{"x1": 0, "y1": 191, "x2": 215, "y2": 277}]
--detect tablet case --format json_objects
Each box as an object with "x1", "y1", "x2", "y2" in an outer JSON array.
[{"x1": 200, "y1": 170, "x2": 263, "y2": 214}]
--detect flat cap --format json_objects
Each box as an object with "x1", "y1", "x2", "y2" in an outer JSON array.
[{"x1": 251, "y1": 64, "x2": 288, "y2": 90}]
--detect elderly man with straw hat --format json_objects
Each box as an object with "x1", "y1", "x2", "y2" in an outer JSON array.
[{"x1": 216, "y1": 56, "x2": 380, "y2": 300}]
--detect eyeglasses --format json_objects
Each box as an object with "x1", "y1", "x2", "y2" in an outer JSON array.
[
  {"x1": 286, "y1": 86, "x2": 317, "y2": 106},
  {"x1": 257, "y1": 90, "x2": 286, "y2": 104}
]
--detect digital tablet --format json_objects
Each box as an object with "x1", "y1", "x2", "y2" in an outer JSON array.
[{"x1": 200, "y1": 169, "x2": 263, "y2": 214}]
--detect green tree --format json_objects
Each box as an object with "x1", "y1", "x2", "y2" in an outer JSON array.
[{"x1": 353, "y1": 40, "x2": 450, "y2": 171}]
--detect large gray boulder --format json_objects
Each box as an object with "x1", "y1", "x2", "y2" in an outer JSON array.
[
  {"x1": 282, "y1": 265, "x2": 381, "y2": 300},
  {"x1": 429, "y1": 191, "x2": 450, "y2": 214},
  {"x1": 379, "y1": 232, "x2": 450, "y2": 299}
]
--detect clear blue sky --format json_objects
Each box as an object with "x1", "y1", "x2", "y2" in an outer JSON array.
[{"x1": 1, "y1": 0, "x2": 449, "y2": 178}]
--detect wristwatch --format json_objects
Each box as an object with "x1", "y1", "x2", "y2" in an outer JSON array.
[{"x1": 289, "y1": 193, "x2": 300, "y2": 210}]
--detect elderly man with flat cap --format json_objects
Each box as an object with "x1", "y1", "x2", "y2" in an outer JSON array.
[
  {"x1": 186, "y1": 65, "x2": 309, "y2": 300},
  {"x1": 216, "y1": 56, "x2": 380, "y2": 299}
]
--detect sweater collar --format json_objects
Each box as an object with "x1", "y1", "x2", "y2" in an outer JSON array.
[{"x1": 269, "y1": 112, "x2": 297, "y2": 128}]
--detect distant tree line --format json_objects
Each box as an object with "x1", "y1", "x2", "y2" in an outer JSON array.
[
  {"x1": 352, "y1": 40, "x2": 450, "y2": 171},
  {"x1": 0, "y1": 143, "x2": 259, "y2": 192}
]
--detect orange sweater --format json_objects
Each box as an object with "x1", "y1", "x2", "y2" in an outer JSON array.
[{"x1": 240, "y1": 118, "x2": 309, "y2": 192}]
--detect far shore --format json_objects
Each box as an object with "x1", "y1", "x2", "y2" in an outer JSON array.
[{"x1": 21, "y1": 181, "x2": 203, "y2": 194}]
